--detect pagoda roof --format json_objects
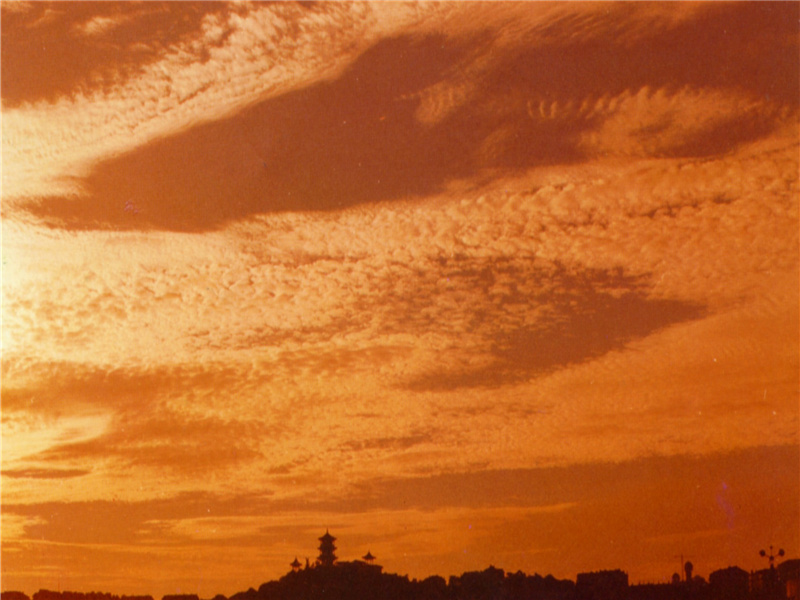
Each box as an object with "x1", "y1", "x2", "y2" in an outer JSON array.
[
  {"x1": 362, "y1": 551, "x2": 376, "y2": 561},
  {"x1": 290, "y1": 557, "x2": 302, "y2": 568},
  {"x1": 319, "y1": 529, "x2": 336, "y2": 542}
]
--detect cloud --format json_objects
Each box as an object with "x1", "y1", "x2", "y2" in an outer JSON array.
[
  {"x1": 578, "y1": 86, "x2": 786, "y2": 159},
  {"x1": 2, "y1": 2, "x2": 441, "y2": 202},
  {"x1": 0, "y1": 513, "x2": 47, "y2": 541},
  {"x1": 2, "y1": 446, "x2": 796, "y2": 594},
  {"x1": 2, "y1": 468, "x2": 91, "y2": 479},
  {"x1": 1, "y1": 3, "x2": 222, "y2": 106},
  {"x1": 0, "y1": 2, "x2": 34, "y2": 15},
  {"x1": 402, "y1": 265, "x2": 704, "y2": 391},
  {"x1": 1, "y1": 409, "x2": 112, "y2": 468},
  {"x1": 0, "y1": 359, "x2": 244, "y2": 415},
  {"x1": 0, "y1": 362, "x2": 272, "y2": 501},
  {"x1": 1, "y1": 491, "x2": 275, "y2": 545},
  {"x1": 3, "y1": 111, "x2": 796, "y2": 499},
  {"x1": 27, "y1": 7, "x2": 63, "y2": 29},
  {"x1": 19, "y1": 33, "x2": 487, "y2": 231},
  {"x1": 35, "y1": 412, "x2": 262, "y2": 474},
  {"x1": 7, "y1": 3, "x2": 797, "y2": 226},
  {"x1": 74, "y1": 14, "x2": 130, "y2": 37},
  {"x1": 342, "y1": 434, "x2": 434, "y2": 453}
]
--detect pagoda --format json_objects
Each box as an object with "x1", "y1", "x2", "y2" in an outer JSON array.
[
  {"x1": 362, "y1": 551, "x2": 376, "y2": 564},
  {"x1": 318, "y1": 530, "x2": 337, "y2": 567},
  {"x1": 290, "y1": 557, "x2": 302, "y2": 572}
]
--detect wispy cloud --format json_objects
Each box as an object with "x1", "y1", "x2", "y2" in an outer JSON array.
[
  {"x1": 2, "y1": 468, "x2": 91, "y2": 479},
  {"x1": 74, "y1": 14, "x2": 129, "y2": 37}
]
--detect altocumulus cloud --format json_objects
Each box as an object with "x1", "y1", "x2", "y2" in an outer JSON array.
[{"x1": 1, "y1": 2, "x2": 797, "y2": 595}]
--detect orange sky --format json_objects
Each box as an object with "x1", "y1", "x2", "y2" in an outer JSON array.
[{"x1": 1, "y1": 2, "x2": 798, "y2": 597}]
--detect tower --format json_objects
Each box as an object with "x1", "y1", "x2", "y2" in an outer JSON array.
[
  {"x1": 362, "y1": 551, "x2": 376, "y2": 564},
  {"x1": 290, "y1": 557, "x2": 302, "y2": 572},
  {"x1": 318, "y1": 530, "x2": 337, "y2": 567}
]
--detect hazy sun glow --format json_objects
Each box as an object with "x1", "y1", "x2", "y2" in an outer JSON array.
[{"x1": 1, "y1": 2, "x2": 798, "y2": 598}]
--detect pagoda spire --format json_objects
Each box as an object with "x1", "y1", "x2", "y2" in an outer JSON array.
[
  {"x1": 317, "y1": 529, "x2": 337, "y2": 567},
  {"x1": 290, "y1": 557, "x2": 302, "y2": 572},
  {"x1": 362, "y1": 550, "x2": 376, "y2": 564}
]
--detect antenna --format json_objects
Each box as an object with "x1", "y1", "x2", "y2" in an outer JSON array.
[{"x1": 674, "y1": 554, "x2": 692, "y2": 582}]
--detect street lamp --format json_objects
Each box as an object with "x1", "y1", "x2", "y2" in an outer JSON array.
[
  {"x1": 759, "y1": 545, "x2": 785, "y2": 570},
  {"x1": 758, "y1": 546, "x2": 785, "y2": 598}
]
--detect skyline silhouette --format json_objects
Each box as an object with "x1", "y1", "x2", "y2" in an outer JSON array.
[{"x1": 2, "y1": 530, "x2": 798, "y2": 600}]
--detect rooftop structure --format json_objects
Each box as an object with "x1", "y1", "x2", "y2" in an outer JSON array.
[{"x1": 318, "y1": 530, "x2": 337, "y2": 567}]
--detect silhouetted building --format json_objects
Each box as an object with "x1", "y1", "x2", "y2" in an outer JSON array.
[
  {"x1": 751, "y1": 567, "x2": 785, "y2": 600},
  {"x1": 362, "y1": 550, "x2": 376, "y2": 564},
  {"x1": 290, "y1": 556, "x2": 302, "y2": 572},
  {"x1": 418, "y1": 575, "x2": 447, "y2": 600},
  {"x1": 627, "y1": 582, "x2": 683, "y2": 600},
  {"x1": 576, "y1": 569, "x2": 629, "y2": 600},
  {"x1": 778, "y1": 559, "x2": 800, "y2": 600},
  {"x1": 317, "y1": 530, "x2": 337, "y2": 567},
  {"x1": 708, "y1": 566, "x2": 748, "y2": 600},
  {"x1": 504, "y1": 570, "x2": 575, "y2": 600},
  {"x1": 450, "y1": 566, "x2": 505, "y2": 600},
  {"x1": 2, "y1": 593, "x2": 31, "y2": 600}
]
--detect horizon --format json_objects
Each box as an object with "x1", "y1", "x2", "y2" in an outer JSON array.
[
  {"x1": 3, "y1": 531, "x2": 799, "y2": 598},
  {"x1": 1, "y1": 2, "x2": 798, "y2": 599}
]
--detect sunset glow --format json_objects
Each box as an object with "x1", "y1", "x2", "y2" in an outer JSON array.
[{"x1": 2, "y1": 2, "x2": 798, "y2": 598}]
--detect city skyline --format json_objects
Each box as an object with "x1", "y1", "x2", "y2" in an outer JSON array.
[
  {"x1": 3, "y1": 526, "x2": 799, "y2": 593},
  {"x1": 2, "y1": 2, "x2": 798, "y2": 598},
  {"x1": 1, "y1": 527, "x2": 798, "y2": 599}
]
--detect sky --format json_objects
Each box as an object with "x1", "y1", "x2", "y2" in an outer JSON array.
[{"x1": 1, "y1": 1, "x2": 798, "y2": 597}]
